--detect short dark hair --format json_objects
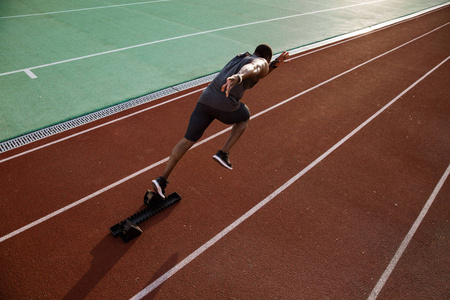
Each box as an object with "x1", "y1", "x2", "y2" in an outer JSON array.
[{"x1": 254, "y1": 44, "x2": 272, "y2": 61}]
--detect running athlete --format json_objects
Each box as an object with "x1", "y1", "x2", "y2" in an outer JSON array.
[{"x1": 152, "y1": 44, "x2": 290, "y2": 198}]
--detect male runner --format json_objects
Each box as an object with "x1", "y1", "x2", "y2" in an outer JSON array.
[{"x1": 152, "y1": 44, "x2": 290, "y2": 198}]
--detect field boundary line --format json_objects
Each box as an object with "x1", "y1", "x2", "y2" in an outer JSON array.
[
  {"x1": 0, "y1": 0, "x2": 386, "y2": 78},
  {"x1": 0, "y1": 0, "x2": 170, "y2": 19}
]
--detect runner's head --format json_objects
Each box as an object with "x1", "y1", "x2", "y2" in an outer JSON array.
[{"x1": 254, "y1": 44, "x2": 272, "y2": 63}]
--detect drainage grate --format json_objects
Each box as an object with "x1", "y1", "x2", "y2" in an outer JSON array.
[{"x1": 0, "y1": 73, "x2": 217, "y2": 153}]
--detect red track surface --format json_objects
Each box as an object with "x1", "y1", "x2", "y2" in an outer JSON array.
[{"x1": 1, "y1": 6, "x2": 449, "y2": 300}]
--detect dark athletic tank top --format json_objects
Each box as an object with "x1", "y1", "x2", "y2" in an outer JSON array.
[{"x1": 198, "y1": 52, "x2": 260, "y2": 111}]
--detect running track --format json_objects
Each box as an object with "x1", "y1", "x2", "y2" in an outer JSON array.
[{"x1": 0, "y1": 6, "x2": 449, "y2": 299}]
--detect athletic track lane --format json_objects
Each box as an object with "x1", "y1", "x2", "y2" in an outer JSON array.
[{"x1": 0, "y1": 5, "x2": 449, "y2": 299}]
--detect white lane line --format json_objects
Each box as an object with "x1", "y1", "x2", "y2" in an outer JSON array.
[
  {"x1": 0, "y1": 0, "x2": 386, "y2": 78},
  {"x1": 24, "y1": 69, "x2": 37, "y2": 79},
  {"x1": 1, "y1": 19, "x2": 448, "y2": 164},
  {"x1": 0, "y1": 0, "x2": 170, "y2": 19},
  {"x1": 368, "y1": 164, "x2": 450, "y2": 300},
  {"x1": 0, "y1": 157, "x2": 169, "y2": 244},
  {"x1": 130, "y1": 57, "x2": 450, "y2": 300},
  {"x1": 252, "y1": 23, "x2": 449, "y2": 118}
]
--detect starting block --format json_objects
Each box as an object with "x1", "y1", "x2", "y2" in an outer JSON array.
[{"x1": 110, "y1": 191, "x2": 181, "y2": 242}]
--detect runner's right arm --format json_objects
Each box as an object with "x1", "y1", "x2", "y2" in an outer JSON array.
[
  {"x1": 221, "y1": 51, "x2": 290, "y2": 97},
  {"x1": 221, "y1": 58, "x2": 269, "y2": 97}
]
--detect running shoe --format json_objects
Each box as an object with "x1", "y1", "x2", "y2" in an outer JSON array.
[
  {"x1": 213, "y1": 150, "x2": 233, "y2": 170},
  {"x1": 152, "y1": 176, "x2": 168, "y2": 199}
]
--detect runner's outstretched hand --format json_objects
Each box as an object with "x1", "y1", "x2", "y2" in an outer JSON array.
[{"x1": 270, "y1": 51, "x2": 290, "y2": 70}]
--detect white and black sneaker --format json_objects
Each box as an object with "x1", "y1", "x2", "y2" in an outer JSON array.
[
  {"x1": 213, "y1": 150, "x2": 233, "y2": 170},
  {"x1": 152, "y1": 176, "x2": 168, "y2": 199}
]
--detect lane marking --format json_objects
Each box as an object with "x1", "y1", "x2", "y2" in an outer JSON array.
[
  {"x1": 0, "y1": 0, "x2": 386, "y2": 78},
  {"x1": 368, "y1": 164, "x2": 450, "y2": 300},
  {"x1": 0, "y1": 157, "x2": 170, "y2": 244},
  {"x1": 251, "y1": 23, "x2": 450, "y2": 118},
  {"x1": 0, "y1": 20, "x2": 446, "y2": 243},
  {"x1": 130, "y1": 57, "x2": 450, "y2": 300},
  {"x1": 24, "y1": 69, "x2": 37, "y2": 79},
  {"x1": 0, "y1": 0, "x2": 170, "y2": 19},
  {"x1": 1, "y1": 20, "x2": 448, "y2": 164}
]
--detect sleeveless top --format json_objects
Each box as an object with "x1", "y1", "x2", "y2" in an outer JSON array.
[{"x1": 198, "y1": 52, "x2": 260, "y2": 112}]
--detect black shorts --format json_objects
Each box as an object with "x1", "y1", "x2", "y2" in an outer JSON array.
[{"x1": 184, "y1": 102, "x2": 250, "y2": 142}]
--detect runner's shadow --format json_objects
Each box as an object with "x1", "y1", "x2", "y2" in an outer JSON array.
[
  {"x1": 62, "y1": 235, "x2": 134, "y2": 300},
  {"x1": 62, "y1": 204, "x2": 179, "y2": 299}
]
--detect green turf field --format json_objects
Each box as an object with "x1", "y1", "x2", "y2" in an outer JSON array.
[{"x1": 0, "y1": 0, "x2": 447, "y2": 142}]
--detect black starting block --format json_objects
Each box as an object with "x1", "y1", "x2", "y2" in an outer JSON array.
[{"x1": 110, "y1": 191, "x2": 181, "y2": 242}]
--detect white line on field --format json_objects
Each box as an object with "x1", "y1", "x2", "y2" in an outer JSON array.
[
  {"x1": 24, "y1": 69, "x2": 37, "y2": 79},
  {"x1": 0, "y1": 0, "x2": 386, "y2": 78},
  {"x1": 0, "y1": 0, "x2": 170, "y2": 19}
]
